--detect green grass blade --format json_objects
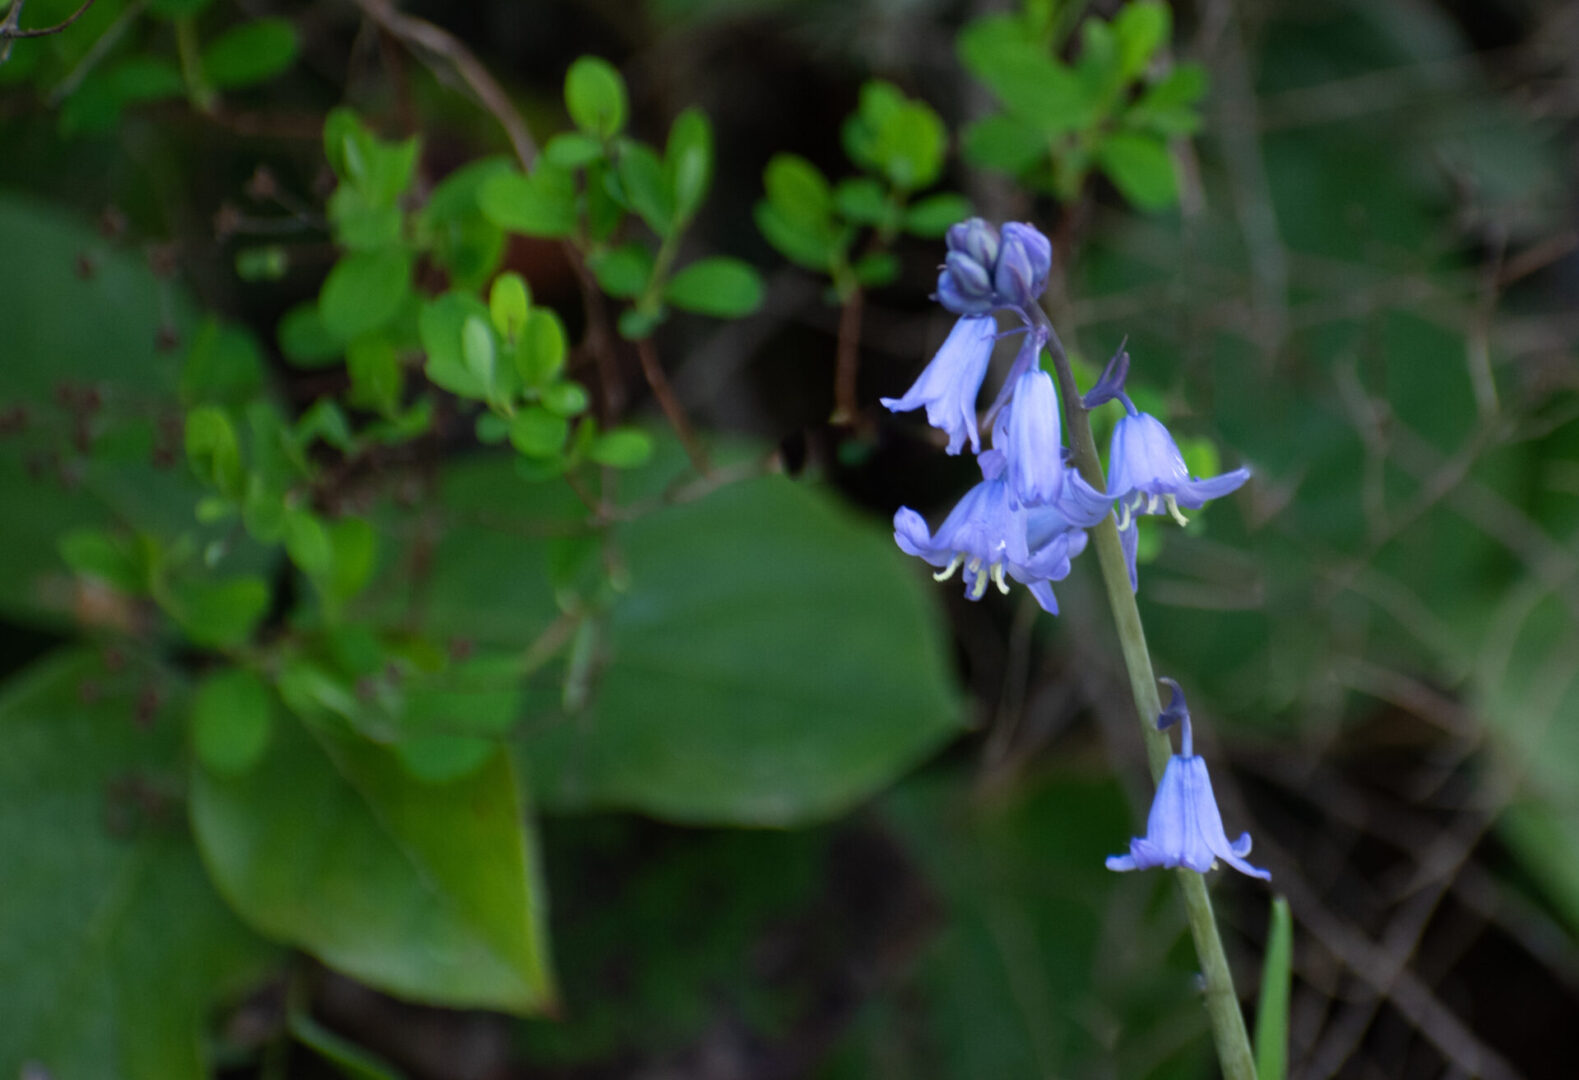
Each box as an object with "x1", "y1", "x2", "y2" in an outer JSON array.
[{"x1": 1253, "y1": 896, "x2": 1293, "y2": 1080}]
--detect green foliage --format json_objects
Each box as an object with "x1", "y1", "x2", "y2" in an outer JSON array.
[
  {"x1": 200, "y1": 18, "x2": 299, "y2": 90},
  {"x1": 1254, "y1": 897, "x2": 1294, "y2": 1080},
  {"x1": 958, "y1": 1, "x2": 1203, "y2": 208},
  {"x1": 757, "y1": 80, "x2": 970, "y2": 299},
  {"x1": 565, "y1": 56, "x2": 629, "y2": 140},
  {"x1": 663, "y1": 256, "x2": 764, "y2": 317}
]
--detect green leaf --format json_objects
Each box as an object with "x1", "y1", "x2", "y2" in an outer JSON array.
[
  {"x1": 278, "y1": 301, "x2": 343, "y2": 368},
  {"x1": 59, "y1": 527, "x2": 144, "y2": 592},
  {"x1": 903, "y1": 192, "x2": 974, "y2": 238},
  {"x1": 321, "y1": 111, "x2": 419, "y2": 208},
  {"x1": 419, "y1": 292, "x2": 492, "y2": 399},
  {"x1": 488, "y1": 272, "x2": 531, "y2": 341},
  {"x1": 588, "y1": 242, "x2": 654, "y2": 299},
  {"x1": 1112, "y1": 1, "x2": 1171, "y2": 81},
  {"x1": 234, "y1": 244, "x2": 289, "y2": 282},
  {"x1": 347, "y1": 336, "x2": 403, "y2": 417},
  {"x1": 843, "y1": 82, "x2": 946, "y2": 191},
  {"x1": 420, "y1": 158, "x2": 512, "y2": 290},
  {"x1": 294, "y1": 398, "x2": 354, "y2": 453},
  {"x1": 614, "y1": 142, "x2": 675, "y2": 235},
  {"x1": 564, "y1": 56, "x2": 628, "y2": 139},
  {"x1": 617, "y1": 307, "x2": 663, "y2": 341},
  {"x1": 515, "y1": 307, "x2": 568, "y2": 387},
  {"x1": 201, "y1": 18, "x2": 299, "y2": 90},
  {"x1": 510, "y1": 406, "x2": 570, "y2": 459},
  {"x1": 763, "y1": 153, "x2": 833, "y2": 229},
  {"x1": 961, "y1": 113, "x2": 1051, "y2": 176},
  {"x1": 589, "y1": 428, "x2": 653, "y2": 468},
  {"x1": 1128, "y1": 62, "x2": 1207, "y2": 135},
  {"x1": 182, "y1": 318, "x2": 265, "y2": 406},
  {"x1": 165, "y1": 574, "x2": 271, "y2": 649},
  {"x1": 60, "y1": 56, "x2": 186, "y2": 135},
  {"x1": 1254, "y1": 896, "x2": 1293, "y2": 1080},
  {"x1": 190, "y1": 714, "x2": 556, "y2": 1012},
  {"x1": 290, "y1": 1009, "x2": 407, "y2": 1080},
  {"x1": 852, "y1": 251, "x2": 900, "y2": 288},
  {"x1": 320, "y1": 250, "x2": 413, "y2": 342},
  {"x1": 543, "y1": 132, "x2": 605, "y2": 169},
  {"x1": 328, "y1": 187, "x2": 404, "y2": 251},
  {"x1": 833, "y1": 177, "x2": 890, "y2": 227},
  {"x1": 479, "y1": 167, "x2": 578, "y2": 238},
  {"x1": 541, "y1": 381, "x2": 590, "y2": 418},
  {"x1": 754, "y1": 201, "x2": 838, "y2": 272},
  {"x1": 663, "y1": 256, "x2": 763, "y2": 318},
  {"x1": 192, "y1": 667, "x2": 274, "y2": 775},
  {"x1": 185, "y1": 405, "x2": 244, "y2": 496},
  {"x1": 957, "y1": 17, "x2": 1091, "y2": 133},
  {"x1": 284, "y1": 506, "x2": 333, "y2": 578},
  {"x1": 325, "y1": 517, "x2": 378, "y2": 605},
  {"x1": 666, "y1": 107, "x2": 713, "y2": 223},
  {"x1": 462, "y1": 315, "x2": 497, "y2": 391},
  {"x1": 1096, "y1": 131, "x2": 1178, "y2": 210},
  {"x1": 0, "y1": 650, "x2": 275, "y2": 1079}
]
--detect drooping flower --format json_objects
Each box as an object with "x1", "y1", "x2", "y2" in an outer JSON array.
[
  {"x1": 998, "y1": 363, "x2": 1064, "y2": 510},
  {"x1": 1107, "y1": 410, "x2": 1251, "y2": 589},
  {"x1": 1106, "y1": 679, "x2": 1270, "y2": 881},
  {"x1": 892, "y1": 454, "x2": 1082, "y2": 614},
  {"x1": 881, "y1": 315, "x2": 998, "y2": 455},
  {"x1": 993, "y1": 222, "x2": 1054, "y2": 313}
]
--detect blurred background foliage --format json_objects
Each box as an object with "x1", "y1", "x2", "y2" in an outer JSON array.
[{"x1": 2, "y1": 0, "x2": 1578, "y2": 1077}]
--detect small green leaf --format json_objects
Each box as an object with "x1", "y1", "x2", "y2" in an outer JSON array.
[
  {"x1": 614, "y1": 142, "x2": 674, "y2": 235},
  {"x1": 515, "y1": 307, "x2": 567, "y2": 387},
  {"x1": 962, "y1": 113, "x2": 1053, "y2": 176},
  {"x1": 564, "y1": 56, "x2": 628, "y2": 139},
  {"x1": 182, "y1": 318, "x2": 265, "y2": 406},
  {"x1": 59, "y1": 528, "x2": 143, "y2": 592},
  {"x1": 1254, "y1": 896, "x2": 1294, "y2": 1080},
  {"x1": 185, "y1": 404, "x2": 244, "y2": 496},
  {"x1": 589, "y1": 428, "x2": 653, "y2": 468},
  {"x1": 754, "y1": 201, "x2": 839, "y2": 272},
  {"x1": 284, "y1": 506, "x2": 333, "y2": 579},
  {"x1": 477, "y1": 413, "x2": 510, "y2": 444},
  {"x1": 1112, "y1": 1, "x2": 1171, "y2": 81},
  {"x1": 488, "y1": 272, "x2": 531, "y2": 341},
  {"x1": 479, "y1": 167, "x2": 578, "y2": 238},
  {"x1": 1128, "y1": 63, "x2": 1207, "y2": 135},
  {"x1": 326, "y1": 517, "x2": 378, "y2": 605},
  {"x1": 844, "y1": 83, "x2": 946, "y2": 191},
  {"x1": 192, "y1": 668, "x2": 274, "y2": 775},
  {"x1": 510, "y1": 406, "x2": 570, "y2": 458},
  {"x1": 588, "y1": 242, "x2": 654, "y2": 299},
  {"x1": 957, "y1": 17, "x2": 1091, "y2": 132},
  {"x1": 666, "y1": 107, "x2": 713, "y2": 223},
  {"x1": 201, "y1": 18, "x2": 299, "y2": 90},
  {"x1": 834, "y1": 177, "x2": 890, "y2": 227},
  {"x1": 347, "y1": 336, "x2": 403, "y2": 417},
  {"x1": 420, "y1": 293, "x2": 493, "y2": 399},
  {"x1": 278, "y1": 301, "x2": 343, "y2": 368},
  {"x1": 1096, "y1": 131, "x2": 1178, "y2": 210},
  {"x1": 852, "y1": 252, "x2": 900, "y2": 288},
  {"x1": 235, "y1": 245, "x2": 289, "y2": 281},
  {"x1": 663, "y1": 257, "x2": 763, "y2": 318},
  {"x1": 544, "y1": 132, "x2": 605, "y2": 169},
  {"x1": 541, "y1": 381, "x2": 589, "y2": 418},
  {"x1": 320, "y1": 250, "x2": 413, "y2": 342},
  {"x1": 166, "y1": 575, "x2": 271, "y2": 648},
  {"x1": 617, "y1": 308, "x2": 663, "y2": 340},
  {"x1": 763, "y1": 153, "x2": 833, "y2": 229},
  {"x1": 328, "y1": 187, "x2": 404, "y2": 251},
  {"x1": 904, "y1": 192, "x2": 974, "y2": 238},
  {"x1": 462, "y1": 315, "x2": 497, "y2": 390}
]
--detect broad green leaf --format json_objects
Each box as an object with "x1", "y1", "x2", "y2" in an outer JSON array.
[
  {"x1": 192, "y1": 667, "x2": 274, "y2": 775},
  {"x1": 763, "y1": 153, "x2": 833, "y2": 229},
  {"x1": 515, "y1": 307, "x2": 568, "y2": 387},
  {"x1": 190, "y1": 713, "x2": 556, "y2": 1012},
  {"x1": 319, "y1": 249, "x2": 413, "y2": 342},
  {"x1": 510, "y1": 406, "x2": 570, "y2": 459},
  {"x1": 0, "y1": 650, "x2": 275, "y2": 1079},
  {"x1": 1254, "y1": 896, "x2": 1293, "y2": 1080},
  {"x1": 754, "y1": 200, "x2": 839, "y2": 272},
  {"x1": 419, "y1": 292, "x2": 492, "y2": 399},
  {"x1": 666, "y1": 107, "x2": 713, "y2": 222},
  {"x1": 663, "y1": 256, "x2": 763, "y2": 318},
  {"x1": 1112, "y1": 1, "x2": 1171, "y2": 81},
  {"x1": 1096, "y1": 131, "x2": 1178, "y2": 210},
  {"x1": 904, "y1": 192, "x2": 974, "y2": 238},
  {"x1": 277, "y1": 301, "x2": 343, "y2": 368},
  {"x1": 163, "y1": 574, "x2": 270, "y2": 649},
  {"x1": 59, "y1": 527, "x2": 144, "y2": 592},
  {"x1": 201, "y1": 18, "x2": 299, "y2": 90},
  {"x1": 479, "y1": 167, "x2": 578, "y2": 238},
  {"x1": 957, "y1": 17, "x2": 1091, "y2": 132},
  {"x1": 181, "y1": 318, "x2": 265, "y2": 405},
  {"x1": 543, "y1": 132, "x2": 605, "y2": 169},
  {"x1": 588, "y1": 242, "x2": 654, "y2": 299},
  {"x1": 614, "y1": 142, "x2": 674, "y2": 235},
  {"x1": 564, "y1": 56, "x2": 627, "y2": 139}
]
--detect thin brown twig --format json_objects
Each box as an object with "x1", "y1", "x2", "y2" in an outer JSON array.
[
  {"x1": 1, "y1": 0, "x2": 94, "y2": 62},
  {"x1": 832, "y1": 286, "x2": 864, "y2": 426},
  {"x1": 635, "y1": 337, "x2": 710, "y2": 475}
]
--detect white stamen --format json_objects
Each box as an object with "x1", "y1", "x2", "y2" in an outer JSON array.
[
  {"x1": 1115, "y1": 501, "x2": 1132, "y2": 532},
  {"x1": 933, "y1": 555, "x2": 963, "y2": 582},
  {"x1": 1165, "y1": 494, "x2": 1189, "y2": 527},
  {"x1": 991, "y1": 563, "x2": 1010, "y2": 595},
  {"x1": 970, "y1": 568, "x2": 989, "y2": 600}
]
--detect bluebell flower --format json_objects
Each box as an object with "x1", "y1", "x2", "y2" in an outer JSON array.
[
  {"x1": 881, "y1": 315, "x2": 998, "y2": 455},
  {"x1": 892, "y1": 454, "x2": 1083, "y2": 614},
  {"x1": 938, "y1": 219, "x2": 1000, "y2": 315},
  {"x1": 998, "y1": 362, "x2": 1063, "y2": 510},
  {"x1": 1107, "y1": 679, "x2": 1269, "y2": 881},
  {"x1": 993, "y1": 223, "x2": 1054, "y2": 313},
  {"x1": 1107, "y1": 410, "x2": 1251, "y2": 589}
]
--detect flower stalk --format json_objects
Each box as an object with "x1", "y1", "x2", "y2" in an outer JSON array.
[{"x1": 1029, "y1": 304, "x2": 1258, "y2": 1080}]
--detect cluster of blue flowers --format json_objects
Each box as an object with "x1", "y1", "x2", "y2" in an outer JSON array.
[{"x1": 884, "y1": 218, "x2": 1267, "y2": 881}]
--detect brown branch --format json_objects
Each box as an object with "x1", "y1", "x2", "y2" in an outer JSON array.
[
  {"x1": 1, "y1": 0, "x2": 94, "y2": 63},
  {"x1": 635, "y1": 337, "x2": 710, "y2": 475},
  {"x1": 832, "y1": 286, "x2": 864, "y2": 426}
]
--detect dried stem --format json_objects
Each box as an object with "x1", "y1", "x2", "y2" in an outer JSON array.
[{"x1": 635, "y1": 337, "x2": 710, "y2": 475}]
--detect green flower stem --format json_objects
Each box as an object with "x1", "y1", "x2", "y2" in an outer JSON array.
[{"x1": 1033, "y1": 306, "x2": 1258, "y2": 1080}]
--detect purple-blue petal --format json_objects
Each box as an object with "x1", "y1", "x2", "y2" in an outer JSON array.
[
  {"x1": 1004, "y1": 368, "x2": 1064, "y2": 508},
  {"x1": 881, "y1": 315, "x2": 997, "y2": 454}
]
